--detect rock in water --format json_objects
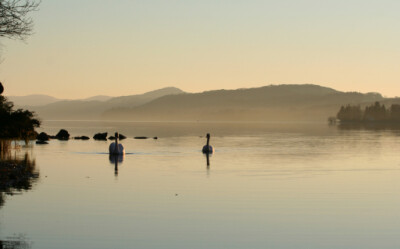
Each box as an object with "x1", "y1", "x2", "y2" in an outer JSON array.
[
  {"x1": 74, "y1": 136, "x2": 90, "y2": 140},
  {"x1": 56, "y1": 129, "x2": 70, "y2": 140},
  {"x1": 37, "y1": 132, "x2": 50, "y2": 141},
  {"x1": 93, "y1": 132, "x2": 108, "y2": 140}
]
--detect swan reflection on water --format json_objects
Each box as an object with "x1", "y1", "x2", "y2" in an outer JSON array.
[
  {"x1": 203, "y1": 152, "x2": 212, "y2": 169},
  {"x1": 109, "y1": 154, "x2": 124, "y2": 176},
  {"x1": 201, "y1": 133, "x2": 214, "y2": 171}
]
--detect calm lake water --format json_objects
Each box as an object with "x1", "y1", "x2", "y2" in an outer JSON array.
[{"x1": 1, "y1": 121, "x2": 400, "y2": 249}]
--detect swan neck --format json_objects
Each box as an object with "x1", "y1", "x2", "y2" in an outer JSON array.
[
  {"x1": 206, "y1": 136, "x2": 210, "y2": 146},
  {"x1": 115, "y1": 137, "x2": 119, "y2": 153}
]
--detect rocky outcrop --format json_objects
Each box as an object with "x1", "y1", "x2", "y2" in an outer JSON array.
[
  {"x1": 93, "y1": 132, "x2": 107, "y2": 140},
  {"x1": 37, "y1": 132, "x2": 49, "y2": 141},
  {"x1": 56, "y1": 129, "x2": 70, "y2": 140},
  {"x1": 133, "y1": 136, "x2": 158, "y2": 139},
  {"x1": 74, "y1": 136, "x2": 90, "y2": 140}
]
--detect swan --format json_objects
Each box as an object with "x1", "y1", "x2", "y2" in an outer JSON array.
[
  {"x1": 202, "y1": 133, "x2": 214, "y2": 154},
  {"x1": 109, "y1": 132, "x2": 125, "y2": 155}
]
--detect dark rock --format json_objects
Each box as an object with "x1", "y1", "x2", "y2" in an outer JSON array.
[
  {"x1": 56, "y1": 129, "x2": 70, "y2": 140},
  {"x1": 49, "y1": 135, "x2": 57, "y2": 139},
  {"x1": 37, "y1": 132, "x2": 49, "y2": 141},
  {"x1": 74, "y1": 136, "x2": 90, "y2": 140},
  {"x1": 153, "y1": 137, "x2": 158, "y2": 139},
  {"x1": 134, "y1": 136, "x2": 148, "y2": 139},
  {"x1": 109, "y1": 134, "x2": 127, "y2": 140},
  {"x1": 36, "y1": 140, "x2": 48, "y2": 145},
  {"x1": 93, "y1": 132, "x2": 108, "y2": 140}
]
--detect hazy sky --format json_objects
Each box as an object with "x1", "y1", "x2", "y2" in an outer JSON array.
[{"x1": 1, "y1": 0, "x2": 400, "y2": 98}]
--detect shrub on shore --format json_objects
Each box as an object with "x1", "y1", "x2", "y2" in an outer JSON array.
[{"x1": 0, "y1": 95, "x2": 41, "y2": 146}]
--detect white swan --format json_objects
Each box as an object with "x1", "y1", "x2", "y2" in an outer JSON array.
[
  {"x1": 109, "y1": 132, "x2": 125, "y2": 155},
  {"x1": 202, "y1": 133, "x2": 214, "y2": 154}
]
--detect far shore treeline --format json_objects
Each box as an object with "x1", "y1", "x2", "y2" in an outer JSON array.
[{"x1": 337, "y1": 102, "x2": 400, "y2": 123}]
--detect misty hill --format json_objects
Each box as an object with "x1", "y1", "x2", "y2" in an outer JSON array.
[
  {"x1": 9, "y1": 94, "x2": 115, "y2": 107},
  {"x1": 102, "y1": 84, "x2": 391, "y2": 122},
  {"x1": 82, "y1": 95, "x2": 113, "y2": 102},
  {"x1": 8, "y1": 94, "x2": 64, "y2": 107},
  {"x1": 30, "y1": 87, "x2": 184, "y2": 120},
  {"x1": 105, "y1": 87, "x2": 184, "y2": 107}
]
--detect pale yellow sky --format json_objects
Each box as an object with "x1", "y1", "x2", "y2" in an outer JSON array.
[{"x1": 1, "y1": 0, "x2": 400, "y2": 98}]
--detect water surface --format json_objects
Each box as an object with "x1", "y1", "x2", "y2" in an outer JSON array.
[{"x1": 1, "y1": 121, "x2": 400, "y2": 248}]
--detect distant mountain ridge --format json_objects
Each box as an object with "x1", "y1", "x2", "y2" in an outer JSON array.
[
  {"x1": 102, "y1": 84, "x2": 389, "y2": 122},
  {"x1": 83, "y1": 95, "x2": 113, "y2": 102},
  {"x1": 8, "y1": 94, "x2": 116, "y2": 107},
  {"x1": 105, "y1": 87, "x2": 184, "y2": 108},
  {"x1": 10, "y1": 84, "x2": 397, "y2": 121},
  {"x1": 8, "y1": 94, "x2": 65, "y2": 107},
  {"x1": 27, "y1": 87, "x2": 184, "y2": 120}
]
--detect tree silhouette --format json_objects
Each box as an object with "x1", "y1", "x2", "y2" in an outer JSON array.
[
  {"x1": 0, "y1": 0, "x2": 40, "y2": 40},
  {"x1": 0, "y1": 95, "x2": 40, "y2": 142},
  {"x1": 336, "y1": 102, "x2": 400, "y2": 123},
  {"x1": 364, "y1": 101, "x2": 388, "y2": 121},
  {"x1": 336, "y1": 104, "x2": 362, "y2": 122},
  {"x1": 0, "y1": 0, "x2": 41, "y2": 147},
  {"x1": 390, "y1": 104, "x2": 400, "y2": 121}
]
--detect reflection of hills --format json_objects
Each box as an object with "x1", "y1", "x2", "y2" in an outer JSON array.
[
  {"x1": 103, "y1": 84, "x2": 391, "y2": 121},
  {"x1": 29, "y1": 87, "x2": 184, "y2": 120}
]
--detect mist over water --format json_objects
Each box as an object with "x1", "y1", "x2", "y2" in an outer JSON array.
[{"x1": 1, "y1": 121, "x2": 400, "y2": 249}]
